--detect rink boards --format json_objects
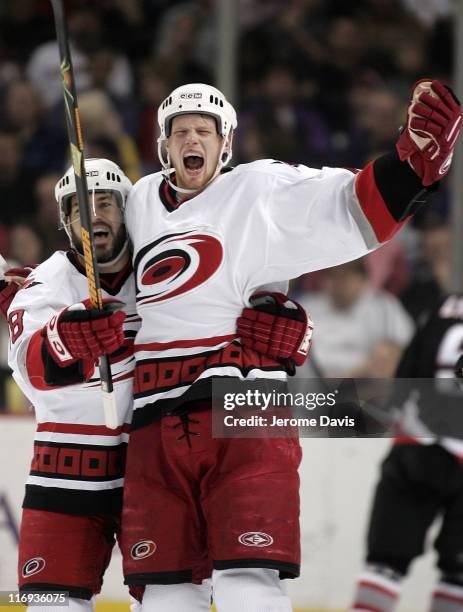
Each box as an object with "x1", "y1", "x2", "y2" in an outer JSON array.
[{"x1": 0, "y1": 416, "x2": 437, "y2": 611}]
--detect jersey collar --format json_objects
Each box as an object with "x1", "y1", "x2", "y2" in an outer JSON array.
[
  {"x1": 66, "y1": 250, "x2": 133, "y2": 296},
  {"x1": 159, "y1": 167, "x2": 235, "y2": 213}
]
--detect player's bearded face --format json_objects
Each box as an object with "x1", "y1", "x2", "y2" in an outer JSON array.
[
  {"x1": 167, "y1": 114, "x2": 229, "y2": 190},
  {"x1": 67, "y1": 191, "x2": 127, "y2": 263}
]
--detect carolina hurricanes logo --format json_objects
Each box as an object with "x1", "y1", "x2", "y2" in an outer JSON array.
[
  {"x1": 134, "y1": 230, "x2": 223, "y2": 305},
  {"x1": 22, "y1": 557, "x2": 46, "y2": 577},
  {"x1": 131, "y1": 540, "x2": 157, "y2": 560},
  {"x1": 238, "y1": 532, "x2": 274, "y2": 547}
]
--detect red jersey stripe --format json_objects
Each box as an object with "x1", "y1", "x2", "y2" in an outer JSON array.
[
  {"x1": 355, "y1": 161, "x2": 407, "y2": 243},
  {"x1": 358, "y1": 579, "x2": 399, "y2": 598},
  {"x1": 36, "y1": 422, "x2": 130, "y2": 435},
  {"x1": 433, "y1": 590, "x2": 463, "y2": 604},
  {"x1": 134, "y1": 334, "x2": 237, "y2": 352}
]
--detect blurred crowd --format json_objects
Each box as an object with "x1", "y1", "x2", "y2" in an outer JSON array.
[{"x1": 0, "y1": 0, "x2": 456, "y2": 410}]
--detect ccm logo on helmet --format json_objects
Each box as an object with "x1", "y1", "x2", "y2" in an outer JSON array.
[
  {"x1": 22, "y1": 557, "x2": 46, "y2": 578},
  {"x1": 238, "y1": 532, "x2": 274, "y2": 547},
  {"x1": 131, "y1": 540, "x2": 157, "y2": 560},
  {"x1": 134, "y1": 230, "x2": 223, "y2": 305},
  {"x1": 180, "y1": 93, "x2": 202, "y2": 99}
]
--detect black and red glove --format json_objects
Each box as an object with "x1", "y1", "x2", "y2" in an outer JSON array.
[
  {"x1": 0, "y1": 265, "x2": 36, "y2": 317},
  {"x1": 43, "y1": 298, "x2": 126, "y2": 368},
  {"x1": 237, "y1": 291, "x2": 313, "y2": 374},
  {"x1": 396, "y1": 78, "x2": 462, "y2": 186}
]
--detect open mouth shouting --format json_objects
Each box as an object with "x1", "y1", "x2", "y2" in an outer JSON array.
[
  {"x1": 183, "y1": 154, "x2": 205, "y2": 176},
  {"x1": 92, "y1": 225, "x2": 111, "y2": 245}
]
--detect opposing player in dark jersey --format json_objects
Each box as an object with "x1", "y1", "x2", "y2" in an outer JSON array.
[
  {"x1": 121, "y1": 78, "x2": 461, "y2": 611},
  {"x1": 351, "y1": 295, "x2": 463, "y2": 612}
]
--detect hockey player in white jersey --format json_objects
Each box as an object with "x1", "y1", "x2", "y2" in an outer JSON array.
[
  {"x1": 7, "y1": 159, "x2": 138, "y2": 612},
  {"x1": 5, "y1": 157, "x2": 312, "y2": 611},
  {"x1": 120, "y1": 79, "x2": 462, "y2": 611}
]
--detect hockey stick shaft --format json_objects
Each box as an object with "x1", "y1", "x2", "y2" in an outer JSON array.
[
  {"x1": 50, "y1": 0, "x2": 118, "y2": 429},
  {"x1": 0, "y1": 254, "x2": 8, "y2": 276}
]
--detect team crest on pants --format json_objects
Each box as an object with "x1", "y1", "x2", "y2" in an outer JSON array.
[
  {"x1": 238, "y1": 532, "x2": 274, "y2": 547},
  {"x1": 22, "y1": 557, "x2": 46, "y2": 578},
  {"x1": 131, "y1": 540, "x2": 157, "y2": 560},
  {"x1": 134, "y1": 230, "x2": 223, "y2": 305}
]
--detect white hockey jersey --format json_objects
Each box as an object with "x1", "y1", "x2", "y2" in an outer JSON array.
[
  {"x1": 7, "y1": 251, "x2": 139, "y2": 515},
  {"x1": 126, "y1": 159, "x2": 409, "y2": 428}
]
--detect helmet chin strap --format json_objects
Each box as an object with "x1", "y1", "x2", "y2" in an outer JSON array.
[{"x1": 157, "y1": 131, "x2": 232, "y2": 198}]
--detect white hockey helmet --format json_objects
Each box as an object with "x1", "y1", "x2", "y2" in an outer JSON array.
[
  {"x1": 158, "y1": 82, "x2": 237, "y2": 140},
  {"x1": 55, "y1": 158, "x2": 132, "y2": 229},
  {"x1": 55, "y1": 158, "x2": 132, "y2": 266},
  {"x1": 157, "y1": 83, "x2": 237, "y2": 192}
]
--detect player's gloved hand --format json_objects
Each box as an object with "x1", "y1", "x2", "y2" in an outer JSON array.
[
  {"x1": 237, "y1": 291, "x2": 313, "y2": 375},
  {"x1": 396, "y1": 78, "x2": 462, "y2": 186},
  {"x1": 0, "y1": 280, "x2": 20, "y2": 318},
  {"x1": 0, "y1": 265, "x2": 36, "y2": 317},
  {"x1": 42, "y1": 298, "x2": 126, "y2": 367}
]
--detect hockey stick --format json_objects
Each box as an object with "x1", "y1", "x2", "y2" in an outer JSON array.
[
  {"x1": 0, "y1": 254, "x2": 8, "y2": 277},
  {"x1": 50, "y1": 0, "x2": 118, "y2": 429}
]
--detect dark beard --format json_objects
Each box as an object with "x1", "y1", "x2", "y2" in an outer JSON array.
[
  {"x1": 71, "y1": 224, "x2": 128, "y2": 263},
  {"x1": 97, "y1": 224, "x2": 128, "y2": 263}
]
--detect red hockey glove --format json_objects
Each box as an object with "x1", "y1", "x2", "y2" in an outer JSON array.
[
  {"x1": 0, "y1": 265, "x2": 36, "y2": 317},
  {"x1": 396, "y1": 78, "x2": 462, "y2": 186},
  {"x1": 237, "y1": 291, "x2": 313, "y2": 374},
  {"x1": 4, "y1": 265, "x2": 36, "y2": 281},
  {"x1": 43, "y1": 298, "x2": 126, "y2": 367},
  {"x1": 0, "y1": 281, "x2": 19, "y2": 318}
]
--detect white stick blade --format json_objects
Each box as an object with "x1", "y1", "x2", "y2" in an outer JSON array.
[{"x1": 102, "y1": 391, "x2": 119, "y2": 429}]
